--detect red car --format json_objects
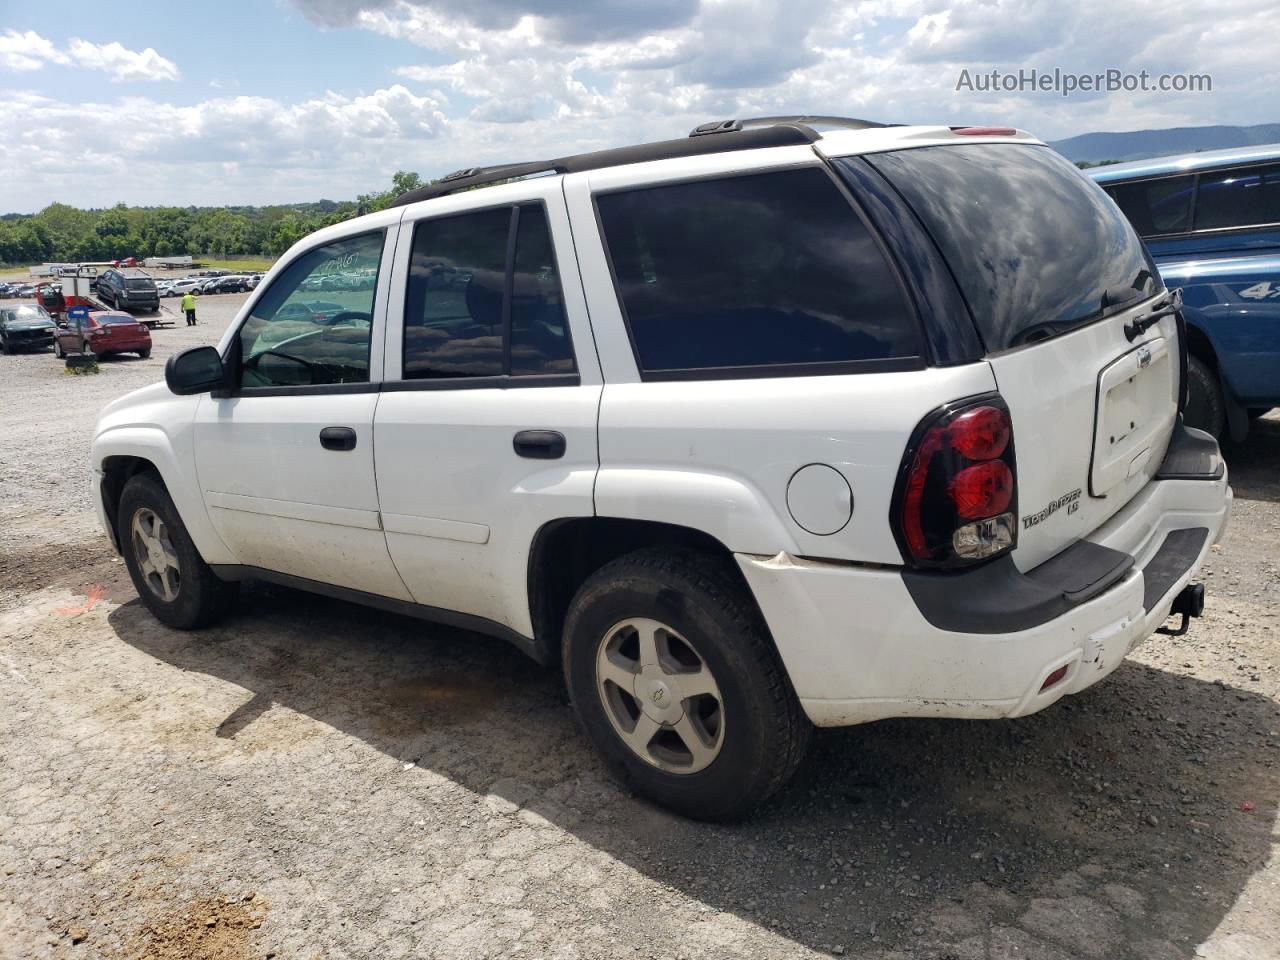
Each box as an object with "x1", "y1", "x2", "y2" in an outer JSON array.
[{"x1": 53, "y1": 310, "x2": 152, "y2": 360}]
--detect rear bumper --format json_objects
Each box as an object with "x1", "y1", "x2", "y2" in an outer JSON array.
[
  {"x1": 90, "y1": 337, "x2": 151, "y2": 354},
  {"x1": 738, "y1": 468, "x2": 1231, "y2": 727}
]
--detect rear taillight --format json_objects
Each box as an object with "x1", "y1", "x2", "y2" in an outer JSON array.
[{"x1": 892, "y1": 395, "x2": 1018, "y2": 568}]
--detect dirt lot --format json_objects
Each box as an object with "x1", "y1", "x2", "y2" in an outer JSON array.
[{"x1": 1, "y1": 296, "x2": 1278, "y2": 960}]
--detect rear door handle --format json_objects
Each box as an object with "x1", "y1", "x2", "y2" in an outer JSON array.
[
  {"x1": 319, "y1": 426, "x2": 357, "y2": 451},
  {"x1": 513, "y1": 429, "x2": 565, "y2": 459}
]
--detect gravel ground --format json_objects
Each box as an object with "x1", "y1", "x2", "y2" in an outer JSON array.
[{"x1": 1, "y1": 296, "x2": 1277, "y2": 960}]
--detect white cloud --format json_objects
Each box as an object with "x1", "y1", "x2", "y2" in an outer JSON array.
[
  {"x1": 2, "y1": 0, "x2": 1278, "y2": 211},
  {"x1": 0, "y1": 29, "x2": 69, "y2": 71},
  {"x1": 0, "y1": 85, "x2": 447, "y2": 209},
  {"x1": 0, "y1": 31, "x2": 179, "y2": 82},
  {"x1": 66, "y1": 39, "x2": 180, "y2": 82}
]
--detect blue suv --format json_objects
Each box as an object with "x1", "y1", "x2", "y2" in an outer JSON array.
[{"x1": 1090, "y1": 145, "x2": 1280, "y2": 440}]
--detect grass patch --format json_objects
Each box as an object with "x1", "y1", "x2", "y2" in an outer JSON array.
[
  {"x1": 190, "y1": 256, "x2": 276, "y2": 272},
  {"x1": 63, "y1": 357, "x2": 101, "y2": 375}
]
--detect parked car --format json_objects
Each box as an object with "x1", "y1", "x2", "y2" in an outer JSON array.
[
  {"x1": 1090, "y1": 145, "x2": 1280, "y2": 440},
  {"x1": 55, "y1": 310, "x2": 152, "y2": 359},
  {"x1": 97, "y1": 268, "x2": 161, "y2": 314},
  {"x1": 169, "y1": 278, "x2": 202, "y2": 297},
  {"x1": 91, "y1": 118, "x2": 1231, "y2": 819},
  {"x1": 0, "y1": 303, "x2": 56, "y2": 353},
  {"x1": 15, "y1": 283, "x2": 36, "y2": 297},
  {"x1": 155, "y1": 279, "x2": 176, "y2": 297},
  {"x1": 209, "y1": 275, "x2": 250, "y2": 294}
]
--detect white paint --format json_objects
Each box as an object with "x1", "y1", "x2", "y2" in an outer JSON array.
[
  {"x1": 89, "y1": 125, "x2": 1230, "y2": 735},
  {"x1": 786, "y1": 464, "x2": 853, "y2": 536}
]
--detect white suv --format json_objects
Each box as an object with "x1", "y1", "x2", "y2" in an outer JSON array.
[{"x1": 91, "y1": 117, "x2": 1232, "y2": 819}]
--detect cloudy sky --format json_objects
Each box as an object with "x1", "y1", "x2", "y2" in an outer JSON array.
[{"x1": 1, "y1": 0, "x2": 1275, "y2": 212}]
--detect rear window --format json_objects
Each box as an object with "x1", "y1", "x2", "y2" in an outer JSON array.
[
  {"x1": 595, "y1": 168, "x2": 920, "y2": 378},
  {"x1": 861, "y1": 144, "x2": 1159, "y2": 352},
  {"x1": 126, "y1": 278, "x2": 155, "y2": 290}
]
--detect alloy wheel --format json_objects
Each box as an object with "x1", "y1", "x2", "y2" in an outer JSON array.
[
  {"x1": 595, "y1": 617, "x2": 725, "y2": 774},
  {"x1": 130, "y1": 507, "x2": 182, "y2": 602}
]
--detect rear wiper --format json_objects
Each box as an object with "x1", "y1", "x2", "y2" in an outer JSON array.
[{"x1": 1123, "y1": 288, "x2": 1182, "y2": 342}]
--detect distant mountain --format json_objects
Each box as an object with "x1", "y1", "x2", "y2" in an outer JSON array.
[{"x1": 1049, "y1": 123, "x2": 1280, "y2": 165}]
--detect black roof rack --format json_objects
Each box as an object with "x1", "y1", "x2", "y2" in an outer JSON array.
[{"x1": 390, "y1": 115, "x2": 884, "y2": 208}]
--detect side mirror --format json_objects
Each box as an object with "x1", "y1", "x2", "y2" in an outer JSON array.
[{"x1": 165, "y1": 345, "x2": 226, "y2": 395}]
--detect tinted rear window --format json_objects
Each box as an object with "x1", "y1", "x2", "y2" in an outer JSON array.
[
  {"x1": 126, "y1": 278, "x2": 155, "y2": 289},
  {"x1": 595, "y1": 168, "x2": 919, "y2": 377},
  {"x1": 862, "y1": 144, "x2": 1159, "y2": 351}
]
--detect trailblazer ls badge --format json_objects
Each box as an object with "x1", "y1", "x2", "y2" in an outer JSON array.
[{"x1": 1022, "y1": 488, "x2": 1082, "y2": 530}]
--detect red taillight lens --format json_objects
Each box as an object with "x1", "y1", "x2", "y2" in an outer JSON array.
[
  {"x1": 947, "y1": 405, "x2": 1010, "y2": 460},
  {"x1": 949, "y1": 460, "x2": 1014, "y2": 519},
  {"x1": 893, "y1": 397, "x2": 1018, "y2": 567}
]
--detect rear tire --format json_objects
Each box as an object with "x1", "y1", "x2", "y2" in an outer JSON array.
[
  {"x1": 117, "y1": 472, "x2": 237, "y2": 629},
  {"x1": 53, "y1": 339, "x2": 63, "y2": 358},
  {"x1": 563, "y1": 548, "x2": 810, "y2": 820},
  {"x1": 1185, "y1": 355, "x2": 1225, "y2": 438},
  {"x1": 138, "y1": 348, "x2": 151, "y2": 359}
]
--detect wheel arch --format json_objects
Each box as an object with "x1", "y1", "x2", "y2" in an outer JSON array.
[
  {"x1": 94, "y1": 426, "x2": 236, "y2": 565},
  {"x1": 1181, "y1": 307, "x2": 1249, "y2": 441},
  {"x1": 526, "y1": 517, "x2": 762, "y2": 665}
]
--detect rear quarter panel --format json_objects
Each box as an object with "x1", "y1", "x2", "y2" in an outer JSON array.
[{"x1": 595, "y1": 366, "x2": 998, "y2": 563}]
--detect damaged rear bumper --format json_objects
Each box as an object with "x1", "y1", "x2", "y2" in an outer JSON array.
[{"x1": 738, "y1": 463, "x2": 1231, "y2": 727}]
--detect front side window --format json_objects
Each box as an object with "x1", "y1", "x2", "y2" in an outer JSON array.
[
  {"x1": 595, "y1": 168, "x2": 919, "y2": 377},
  {"x1": 237, "y1": 231, "x2": 382, "y2": 388},
  {"x1": 403, "y1": 203, "x2": 576, "y2": 380},
  {"x1": 1106, "y1": 175, "x2": 1195, "y2": 236},
  {"x1": 1195, "y1": 163, "x2": 1280, "y2": 231}
]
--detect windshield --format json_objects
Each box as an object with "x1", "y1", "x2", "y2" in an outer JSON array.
[
  {"x1": 856, "y1": 144, "x2": 1160, "y2": 351},
  {"x1": 12, "y1": 306, "x2": 52, "y2": 322}
]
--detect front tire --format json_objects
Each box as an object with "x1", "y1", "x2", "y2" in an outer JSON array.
[
  {"x1": 563, "y1": 548, "x2": 810, "y2": 820},
  {"x1": 53, "y1": 339, "x2": 63, "y2": 358},
  {"x1": 117, "y1": 473, "x2": 237, "y2": 629},
  {"x1": 1185, "y1": 355, "x2": 1225, "y2": 438}
]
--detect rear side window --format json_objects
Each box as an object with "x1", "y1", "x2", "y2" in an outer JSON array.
[
  {"x1": 1195, "y1": 163, "x2": 1280, "y2": 231},
  {"x1": 862, "y1": 145, "x2": 1159, "y2": 352},
  {"x1": 595, "y1": 168, "x2": 919, "y2": 378},
  {"x1": 1105, "y1": 175, "x2": 1195, "y2": 236},
  {"x1": 403, "y1": 203, "x2": 576, "y2": 381}
]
